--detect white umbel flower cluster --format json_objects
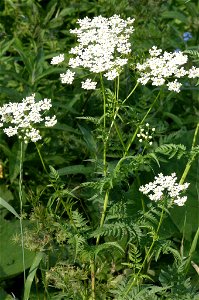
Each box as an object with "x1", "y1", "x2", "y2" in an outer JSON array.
[
  {"x1": 139, "y1": 173, "x2": 189, "y2": 206},
  {"x1": 69, "y1": 15, "x2": 134, "y2": 74},
  {"x1": 60, "y1": 70, "x2": 75, "y2": 84},
  {"x1": 51, "y1": 54, "x2": 64, "y2": 65},
  {"x1": 51, "y1": 15, "x2": 135, "y2": 89},
  {"x1": 136, "y1": 46, "x2": 199, "y2": 93},
  {"x1": 0, "y1": 94, "x2": 57, "y2": 143},
  {"x1": 81, "y1": 79, "x2": 97, "y2": 90}
]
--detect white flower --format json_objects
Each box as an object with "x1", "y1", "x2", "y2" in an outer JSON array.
[
  {"x1": 25, "y1": 128, "x2": 42, "y2": 143},
  {"x1": 60, "y1": 70, "x2": 75, "y2": 84},
  {"x1": 188, "y1": 66, "x2": 199, "y2": 78},
  {"x1": 151, "y1": 77, "x2": 165, "y2": 86},
  {"x1": 38, "y1": 98, "x2": 52, "y2": 110},
  {"x1": 149, "y1": 46, "x2": 162, "y2": 57},
  {"x1": 104, "y1": 69, "x2": 120, "y2": 80},
  {"x1": 3, "y1": 126, "x2": 18, "y2": 137},
  {"x1": 56, "y1": 15, "x2": 135, "y2": 86},
  {"x1": 174, "y1": 196, "x2": 187, "y2": 206},
  {"x1": 137, "y1": 123, "x2": 155, "y2": 145},
  {"x1": 0, "y1": 94, "x2": 57, "y2": 143},
  {"x1": 45, "y1": 115, "x2": 57, "y2": 127},
  {"x1": 51, "y1": 54, "x2": 64, "y2": 65},
  {"x1": 136, "y1": 47, "x2": 197, "y2": 92},
  {"x1": 139, "y1": 173, "x2": 189, "y2": 206},
  {"x1": 81, "y1": 79, "x2": 97, "y2": 90},
  {"x1": 167, "y1": 80, "x2": 182, "y2": 93}
]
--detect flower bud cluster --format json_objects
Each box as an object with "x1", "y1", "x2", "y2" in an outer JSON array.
[
  {"x1": 51, "y1": 15, "x2": 135, "y2": 89},
  {"x1": 139, "y1": 173, "x2": 189, "y2": 206},
  {"x1": 137, "y1": 123, "x2": 155, "y2": 146},
  {"x1": 136, "y1": 46, "x2": 199, "y2": 93},
  {"x1": 0, "y1": 94, "x2": 57, "y2": 143}
]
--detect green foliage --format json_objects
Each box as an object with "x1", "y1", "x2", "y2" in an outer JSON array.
[
  {"x1": 0, "y1": 219, "x2": 35, "y2": 280},
  {"x1": 0, "y1": 0, "x2": 198, "y2": 299}
]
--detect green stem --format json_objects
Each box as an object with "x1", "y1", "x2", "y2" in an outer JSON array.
[
  {"x1": 90, "y1": 259, "x2": 96, "y2": 300},
  {"x1": 96, "y1": 190, "x2": 110, "y2": 245},
  {"x1": 179, "y1": 122, "x2": 199, "y2": 185},
  {"x1": 19, "y1": 141, "x2": 26, "y2": 284},
  {"x1": 180, "y1": 123, "x2": 199, "y2": 273},
  {"x1": 100, "y1": 73, "x2": 107, "y2": 176},
  {"x1": 125, "y1": 90, "x2": 161, "y2": 155},
  {"x1": 122, "y1": 82, "x2": 139, "y2": 105},
  {"x1": 136, "y1": 172, "x2": 145, "y2": 213},
  {"x1": 106, "y1": 82, "x2": 139, "y2": 147},
  {"x1": 114, "y1": 121, "x2": 126, "y2": 151},
  {"x1": 35, "y1": 143, "x2": 48, "y2": 174}
]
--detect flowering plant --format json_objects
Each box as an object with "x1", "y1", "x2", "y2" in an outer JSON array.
[
  {"x1": 51, "y1": 15, "x2": 135, "y2": 88},
  {"x1": 139, "y1": 172, "x2": 189, "y2": 206},
  {"x1": 0, "y1": 94, "x2": 57, "y2": 143},
  {"x1": 48, "y1": 15, "x2": 199, "y2": 299},
  {"x1": 1, "y1": 8, "x2": 199, "y2": 300}
]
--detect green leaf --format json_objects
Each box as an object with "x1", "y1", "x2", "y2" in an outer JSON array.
[
  {"x1": 14, "y1": 38, "x2": 33, "y2": 75},
  {"x1": 0, "y1": 220, "x2": 35, "y2": 279},
  {"x1": 0, "y1": 196, "x2": 20, "y2": 219},
  {"x1": 161, "y1": 11, "x2": 187, "y2": 23},
  {"x1": 57, "y1": 164, "x2": 93, "y2": 176},
  {"x1": 0, "y1": 288, "x2": 13, "y2": 300},
  {"x1": 23, "y1": 252, "x2": 44, "y2": 300},
  {"x1": 78, "y1": 124, "x2": 97, "y2": 154}
]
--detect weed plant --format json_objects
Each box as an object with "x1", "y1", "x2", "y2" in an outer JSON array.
[{"x1": 0, "y1": 1, "x2": 199, "y2": 299}]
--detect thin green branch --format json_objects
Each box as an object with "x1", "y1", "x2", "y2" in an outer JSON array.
[
  {"x1": 125, "y1": 90, "x2": 161, "y2": 155},
  {"x1": 179, "y1": 122, "x2": 199, "y2": 184},
  {"x1": 19, "y1": 141, "x2": 26, "y2": 284}
]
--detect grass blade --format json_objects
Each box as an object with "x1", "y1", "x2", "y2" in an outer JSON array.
[
  {"x1": 0, "y1": 197, "x2": 20, "y2": 219},
  {"x1": 23, "y1": 252, "x2": 44, "y2": 300}
]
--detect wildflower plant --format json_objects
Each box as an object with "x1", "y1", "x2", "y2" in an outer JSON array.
[
  {"x1": 51, "y1": 15, "x2": 135, "y2": 87},
  {"x1": 0, "y1": 94, "x2": 57, "y2": 143},
  {"x1": 139, "y1": 173, "x2": 190, "y2": 206},
  {"x1": 136, "y1": 46, "x2": 199, "y2": 92},
  {"x1": 48, "y1": 14, "x2": 199, "y2": 300},
  {"x1": 1, "y1": 7, "x2": 199, "y2": 300},
  {"x1": 0, "y1": 93, "x2": 57, "y2": 289}
]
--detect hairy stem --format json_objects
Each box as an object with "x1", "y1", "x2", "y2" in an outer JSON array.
[{"x1": 19, "y1": 141, "x2": 26, "y2": 284}]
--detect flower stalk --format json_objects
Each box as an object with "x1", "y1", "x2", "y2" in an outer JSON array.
[{"x1": 19, "y1": 140, "x2": 26, "y2": 284}]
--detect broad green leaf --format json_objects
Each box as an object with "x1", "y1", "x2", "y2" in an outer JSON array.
[{"x1": 0, "y1": 220, "x2": 35, "y2": 279}]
